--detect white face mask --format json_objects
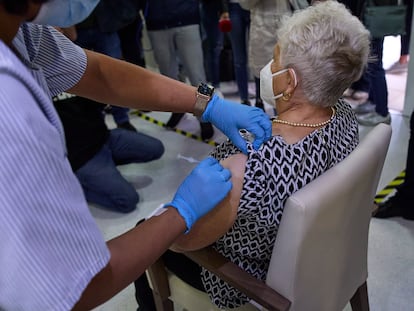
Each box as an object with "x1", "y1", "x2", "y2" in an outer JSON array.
[
  {"x1": 259, "y1": 60, "x2": 297, "y2": 105},
  {"x1": 32, "y1": 0, "x2": 100, "y2": 28}
]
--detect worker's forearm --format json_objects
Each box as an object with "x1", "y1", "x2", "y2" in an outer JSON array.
[
  {"x1": 70, "y1": 50, "x2": 197, "y2": 113},
  {"x1": 72, "y1": 207, "x2": 186, "y2": 310}
]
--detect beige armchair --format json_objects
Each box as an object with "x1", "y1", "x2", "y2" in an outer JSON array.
[{"x1": 146, "y1": 123, "x2": 392, "y2": 311}]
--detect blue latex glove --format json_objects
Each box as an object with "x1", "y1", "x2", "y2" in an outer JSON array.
[
  {"x1": 166, "y1": 157, "x2": 232, "y2": 232},
  {"x1": 201, "y1": 95, "x2": 272, "y2": 153}
]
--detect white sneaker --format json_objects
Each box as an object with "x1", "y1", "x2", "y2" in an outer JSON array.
[{"x1": 356, "y1": 111, "x2": 391, "y2": 126}]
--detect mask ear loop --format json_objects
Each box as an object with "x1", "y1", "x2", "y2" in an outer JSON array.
[
  {"x1": 288, "y1": 68, "x2": 298, "y2": 88},
  {"x1": 280, "y1": 68, "x2": 298, "y2": 101}
]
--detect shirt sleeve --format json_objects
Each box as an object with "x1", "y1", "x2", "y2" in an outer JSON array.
[
  {"x1": 24, "y1": 24, "x2": 87, "y2": 97},
  {"x1": 0, "y1": 72, "x2": 110, "y2": 310}
]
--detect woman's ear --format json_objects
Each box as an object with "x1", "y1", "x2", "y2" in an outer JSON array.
[{"x1": 286, "y1": 68, "x2": 298, "y2": 94}]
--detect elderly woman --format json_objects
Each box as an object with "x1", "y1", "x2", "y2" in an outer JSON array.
[{"x1": 135, "y1": 1, "x2": 370, "y2": 309}]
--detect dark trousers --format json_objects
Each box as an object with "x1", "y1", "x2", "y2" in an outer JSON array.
[
  {"x1": 397, "y1": 110, "x2": 414, "y2": 205},
  {"x1": 351, "y1": 38, "x2": 389, "y2": 116},
  {"x1": 401, "y1": 0, "x2": 413, "y2": 55}
]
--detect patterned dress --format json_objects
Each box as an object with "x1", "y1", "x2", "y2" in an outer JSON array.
[{"x1": 201, "y1": 99, "x2": 359, "y2": 308}]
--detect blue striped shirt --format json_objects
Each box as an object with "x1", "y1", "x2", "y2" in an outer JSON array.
[{"x1": 0, "y1": 24, "x2": 110, "y2": 310}]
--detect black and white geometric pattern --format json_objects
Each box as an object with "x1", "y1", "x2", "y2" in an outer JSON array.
[{"x1": 201, "y1": 100, "x2": 359, "y2": 309}]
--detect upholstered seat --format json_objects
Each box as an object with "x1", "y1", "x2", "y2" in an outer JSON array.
[{"x1": 146, "y1": 123, "x2": 392, "y2": 311}]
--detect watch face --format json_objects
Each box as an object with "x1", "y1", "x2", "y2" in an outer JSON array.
[{"x1": 198, "y1": 83, "x2": 214, "y2": 96}]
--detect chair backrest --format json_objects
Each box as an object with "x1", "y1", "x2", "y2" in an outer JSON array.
[{"x1": 265, "y1": 123, "x2": 391, "y2": 311}]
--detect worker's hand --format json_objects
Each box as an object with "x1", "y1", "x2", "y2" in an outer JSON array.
[
  {"x1": 167, "y1": 157, "x2": 232, "y2": 232},
  {"x1": 202, "y1": 95, "x2": 272, "y2": 153}
]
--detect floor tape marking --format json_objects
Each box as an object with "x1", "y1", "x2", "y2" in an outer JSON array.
[
  {"x1": 374, "y1": 170, "x2": 405, "y2": 204},
  {"x1": 132, "y1": 110, "x2": 219, "y2": 147}
]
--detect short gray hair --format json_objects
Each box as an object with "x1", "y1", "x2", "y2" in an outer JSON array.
[{"x1": 277, "y1": 0, "x2": 370, "y2": 107}]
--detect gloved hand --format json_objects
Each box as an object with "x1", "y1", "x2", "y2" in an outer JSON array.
[
  {"x1": 166, "y1": 157, "x2": 232, "y2": 232},
  {"x1": 201, "y1": 95, "x2": 272, "y2": 154}
]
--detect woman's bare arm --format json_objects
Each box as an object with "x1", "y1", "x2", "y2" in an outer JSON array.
[{"x1": 171, "y1": 153, "x2": 248, "y2": 252}]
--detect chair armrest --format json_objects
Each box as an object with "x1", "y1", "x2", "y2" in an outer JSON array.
[
  {"x1": 146, "y1": 258, "x2": 174, "y2": 311},
  {"x1": 184, "y1": 246, "x2": 291, "y2": 311}
]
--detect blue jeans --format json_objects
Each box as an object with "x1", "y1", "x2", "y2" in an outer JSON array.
[
  {"x1": 75, "y1": 27, "x2": 122, "y2": 58},
  {"x1": 368, "y1": 38, "x2": 388, "y2": 116},
  {"x1": 75, "y1": 27, "x2": 131, "y2": 125},
  {"x1": 200, "y1": 1, "x2": 224, "y2": 87},
  {"x1": 75, "y1": 129, "x2": 164, "y2": 213},
  {"x1": 228, "y1": 3, "x2": 250, "y2": 101}
]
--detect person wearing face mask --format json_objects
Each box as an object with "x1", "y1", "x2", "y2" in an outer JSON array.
[
  {"x1": 134, "y1": 1, "x2": 370, "y2": 309},
  {"x1": 0, "y1": 0, "x2": 273, "y2": 310}
]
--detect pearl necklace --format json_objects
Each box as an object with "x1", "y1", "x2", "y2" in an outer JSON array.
[{"x1": 272, "y1": 107, "x2": 336, "y2": 128}]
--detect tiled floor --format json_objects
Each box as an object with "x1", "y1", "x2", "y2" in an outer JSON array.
[{"x1": 92, "y1": 36, "x2": 414, "y2": 311}]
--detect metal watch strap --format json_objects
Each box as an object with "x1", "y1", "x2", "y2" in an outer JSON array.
[{"x1": 193, "y1": 83, "x2": 214, "y2": 118}]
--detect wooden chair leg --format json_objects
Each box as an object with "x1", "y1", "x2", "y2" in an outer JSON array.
[
  {"x1": 350, "y1": 281, "x2": 369, "y2": 311},
  {"x1": 146, "y1": 258, "x2": 174, "y2": 311}
]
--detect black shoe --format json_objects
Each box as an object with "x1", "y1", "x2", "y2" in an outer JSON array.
[
  {"x1": 166, "y1": 113, "x2": 184, "y2": 128},
  {"x1": 117, "y1": 121, "x2": 137, "y2": 132},
  {"x1": 200, "y1": 122, "x2": 214, "y2": 141},
  {"x1": 374, "y1": 195, "x2": 414, "y2": 220}
]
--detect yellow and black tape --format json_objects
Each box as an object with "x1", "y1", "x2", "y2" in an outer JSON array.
[
  {"x1": 374, "y1": 170, "x2": 405, "y2": 204},
  {"x1": 132, "y1": 110, "x2": 219, "y2": 147}
]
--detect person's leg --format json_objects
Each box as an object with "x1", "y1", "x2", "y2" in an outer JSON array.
[
  {"x1": 148, "y1": 29, "x2": 186, "y2": 129},
  {"x1": 356, "y1": 38, "x2": 391, "y2": 126},
  {"x1": 228, "y1": 3, "x2": 250, "y2": 103},
  {"x1": 175, "y1": 25, "x2": 214, "y2": 140},
  {"x1": 94, "y1": 31, "x2": 122, "y2": 59},
  {"x1": 387, "y1": 1, "x2": 412, "y2": 72},
  {"x1": 74, "y1": 27, "x2": 99, "y2": 51},
  {"x1": 401, "y1": 0, "x2": 412, "y2": 58},
  {"x1": 76, "y1": 29, "x2": 136, "y2": 128},
  {"x1": 134, "y1": 272, "x2": 156, "y2": 311},
  {"x1": 148, "y1": 29, "x2": 179, "y2": 79},
  {"x1": 175, "y1": 25, "x2": 207, "y2": 86},
  {"x1": 200, "y1": 1, "x2": 224, "y2": 88},
  {"x1": 375, "y1": 110, "x2": 414, "y2": 220},
  {"x1": 108, "y1": 128, "x2": 164, "y2": 165},
  {"x1": 110, "y1": 106, "x2": 137, "y2": 130},
  {"x1": 349, "y1": 69, "x2": 375, "y2": 114},
  {"x1": 397, "y1": 110, "x2": 414, "y2": 197},
  {"x1": 75, "y1": 144, "x2": 139, "y2": 213},
  {"x1": 118, "y1": 17, "x2": 146, "y2": 67},
  {"x1": 369, "y1": 38, "x2": 388, "y2": 117},
  {"x1": 350, "y1": 70, "x2": 370, "y2": 94},
  {"x1": 93, "y1": 33, "x2": 138, "y2": 127}
]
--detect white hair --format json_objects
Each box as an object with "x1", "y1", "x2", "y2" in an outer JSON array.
[{"x1": 277, "y1": 0, "x2": 370, "y2": 107}]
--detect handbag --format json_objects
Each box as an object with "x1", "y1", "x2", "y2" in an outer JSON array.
[{"x1": 363, "y1": 0, "x2": 407, "y2": 38}]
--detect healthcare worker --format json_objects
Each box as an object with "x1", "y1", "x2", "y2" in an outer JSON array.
[{"x1": 0, "y1": 0, "x2": 271, "y2": 310}]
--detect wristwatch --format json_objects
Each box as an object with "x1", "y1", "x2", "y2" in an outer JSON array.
[{"x1": 193, "y1": 82, "x2": 215, "y2": 118}]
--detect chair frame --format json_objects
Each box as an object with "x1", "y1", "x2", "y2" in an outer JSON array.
[{"x1": 147, "y1": 245, "x2": 370, "y2": 311}]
